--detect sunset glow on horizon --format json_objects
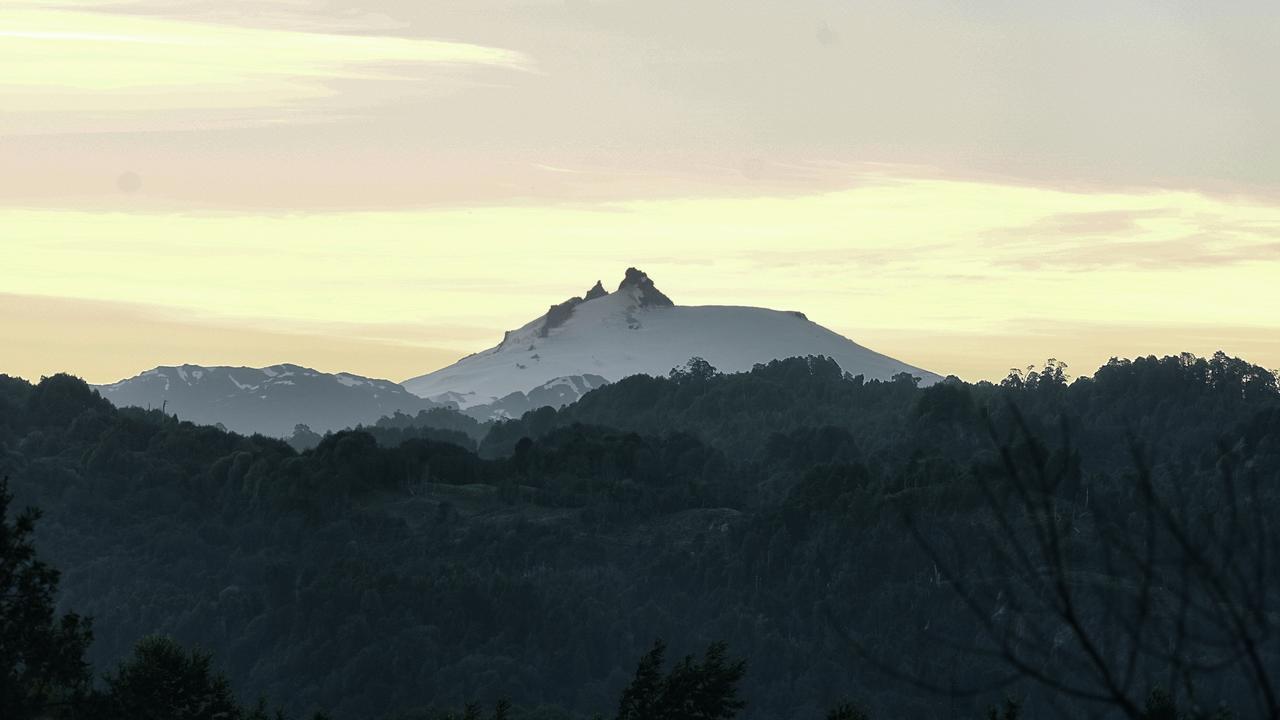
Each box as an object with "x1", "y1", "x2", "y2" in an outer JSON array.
[{"x1": 4, "y1": 0, "x2": 1279, "y2": 385}]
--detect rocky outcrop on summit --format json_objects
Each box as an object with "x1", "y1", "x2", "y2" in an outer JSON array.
[
  {"x1": 617, "y1": 267, "x2": 673, "y2": 308},
  {"x1": 540, "y1": 280, "x2": 613, "y2": 338},
  {"x1": 402, "y1": 267, "x2": 940, "y2": 411},
  {"x1": 541, "y1": 297, "x2": 583, "y2": 338}
]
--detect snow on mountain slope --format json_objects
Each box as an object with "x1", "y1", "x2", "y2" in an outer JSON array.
[
  {"x1": 97, "y1": 363, "x2": 443, "y2": 437},
  {"x1": 403, "y1": 268, "x2": 940, "y2": 406}
]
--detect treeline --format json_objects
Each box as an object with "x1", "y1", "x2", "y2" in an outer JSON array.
[{"x1": 0, "y1": 351, "x2": 1277, "y2": 718}]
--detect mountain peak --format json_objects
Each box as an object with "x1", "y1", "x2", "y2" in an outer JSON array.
[
  {"x1": 404, "y1": 269, "x2": 941, "y2": 406},
  {"x1": 617, "y1": 267, "x2": 674, "y2": 308},
  {"x1": 536, "y1": 272, "x2": 667, "y2": 339}
]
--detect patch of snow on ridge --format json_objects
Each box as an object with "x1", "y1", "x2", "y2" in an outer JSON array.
[{"x1": 228, "y1": 374, "x2": 255, "y2": 391}]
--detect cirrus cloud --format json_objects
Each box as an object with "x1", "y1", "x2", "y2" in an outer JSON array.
[{"x1": 0, "y1": 2, "x2": 533, "y2": 134}]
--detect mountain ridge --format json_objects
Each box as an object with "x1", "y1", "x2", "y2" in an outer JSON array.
[
  {"x1": 95, "y1": 363, "x2": 442, "y2": 437},
  {"x1": 95, "y1": 268, "x2": 941, "y2": 432}
]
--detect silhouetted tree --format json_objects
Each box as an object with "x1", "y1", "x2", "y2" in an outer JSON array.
[
  {"x1": 669, "y1": 357, "x2": 720, "y2": 384},
  {"x1": 617, "y1": 640, "x2": 746, "y2": 720},
  {"x1": 287, "y1": 423, "x2": 323, "y2": 452},
  {"x1": 0, "y1": 476, "x2": 93, "y2": 719},
  {"x1": 618, "y1": 641, "x2": 669, "y2": 720},
  {"x1": 905, "y1": 410, "x2": 1276, "y2": 718},
  {"x1": 101, "y1": 635, "x2": 242, "y2": 720}
]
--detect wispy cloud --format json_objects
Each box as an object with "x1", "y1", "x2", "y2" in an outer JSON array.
[
  {"x1": 3, "y1": 0, "x2": 1278, "y2": 208},
  {"x1": 998, "y1": 234, "x2": 1280, "y2": 272},
  {"x1": 985, "y1": 205, "x2": 1280, "y2": 271},
  {"x1": 0, "y1": 2, "x2": 532, "y2": 133}
]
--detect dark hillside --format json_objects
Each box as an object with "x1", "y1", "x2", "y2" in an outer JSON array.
[{"x1": 2, "y1": 353, "x2": 1277, "y2": 719}]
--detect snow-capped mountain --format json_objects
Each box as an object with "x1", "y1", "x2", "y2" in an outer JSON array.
[
  {"x1": 403, "y1": 268, "x2": 940, "y2": 406},
  {"x1": 97, "y1": 269, "x2": 940, "y2": 433},
  {"x1": 96, "y1": 364, "x2": 444, "y2": 437}
]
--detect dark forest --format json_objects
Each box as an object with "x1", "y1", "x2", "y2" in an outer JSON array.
[{"x1": 3, "y1": 352, "x2": 1278, "y2": 719}]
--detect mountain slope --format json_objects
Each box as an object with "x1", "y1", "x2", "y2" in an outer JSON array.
[
  {"x1": 403, "y1": 268, "x2": 940, "y2": 405},
  {"x1": 96, "y1": 364, "x2": 441, "y2": 437}
]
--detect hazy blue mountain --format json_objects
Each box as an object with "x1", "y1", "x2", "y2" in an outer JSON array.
[{"x1": 96, "y1": 364, "x2": 444, "y2": 437}]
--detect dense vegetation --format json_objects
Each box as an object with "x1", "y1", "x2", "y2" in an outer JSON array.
[
  {"x1": 2, "y1": 351, "x2": 1277, "y2": 719},
  {"x1": 0, "y1": 479, "x2": 744, "y2": 720}
]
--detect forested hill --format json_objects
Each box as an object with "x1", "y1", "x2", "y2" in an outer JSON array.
[
  {"x1": 1, "y1": 351, "x2": 1278, "y2": 719},
  {"x1": 483, "y1": 352, "x2": 1279, "y2": 474}
]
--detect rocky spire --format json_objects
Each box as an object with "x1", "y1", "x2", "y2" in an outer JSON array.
[
  {"x1": 536, "y1": 270, "x2": 668, "y2": 340},
  {"x1": 540, "y1": 296, "x2": 582, "y2": 337},
  {"x1": 616, "y1": 267, "x2": 674, "y2": 308}
]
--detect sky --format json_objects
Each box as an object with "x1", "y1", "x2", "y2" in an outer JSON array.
[{"x1": 2, "y1": 0, "x2": 1278, "y2": 384}]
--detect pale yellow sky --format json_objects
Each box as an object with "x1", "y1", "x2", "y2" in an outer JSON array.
[
  {"x1": 4, "y1": 175, "x2": 1279, "y2": 384},
  {"x1": 2, "y1": 1, "x2": 1278, "y2": 384}
]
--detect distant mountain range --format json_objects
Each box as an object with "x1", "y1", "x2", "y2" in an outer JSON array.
[
  {"x1": 96, "y1": 268, "x2": 939, "y2": 436},
  {"x1": 95, "y1": 364, "x2": 443, "y2": 437},
  {"x1": 95, "y1": 365, "x2": 612, "y2": 437}
]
